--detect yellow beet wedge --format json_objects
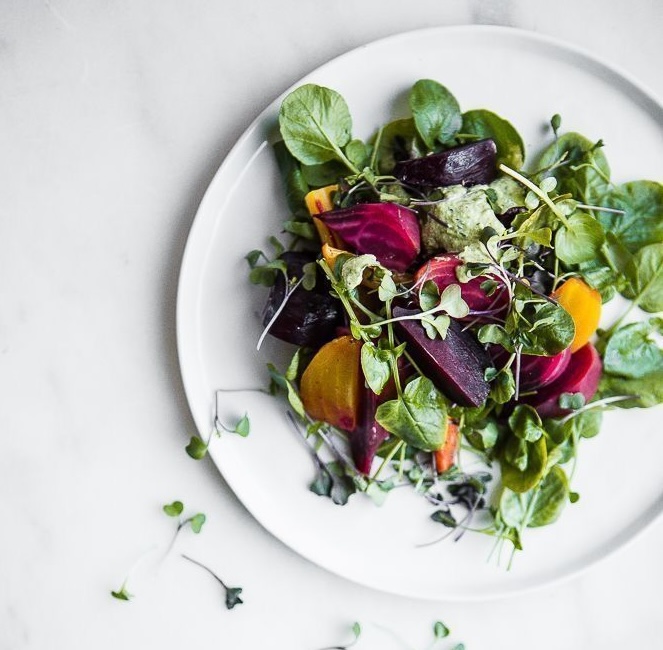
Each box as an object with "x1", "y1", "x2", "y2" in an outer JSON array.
[
  {"x1": 305, "y1": 185, "x2": 337, "y2": 215},
  {"x1": 300, "y1": 335, "x2": 362, "y2": 432},
  {"x1": 552, "y1": 277, "x2": 602, "y2": 353}
]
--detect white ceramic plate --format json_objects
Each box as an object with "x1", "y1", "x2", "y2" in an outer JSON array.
[{"x1": 177, "y1": 25, "x2": 663, "y2": 600}]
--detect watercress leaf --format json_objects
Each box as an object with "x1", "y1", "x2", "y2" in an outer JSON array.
[
  {"x1": 309, "y1": 463, "x2": 333, "y2": 498},
  {"x1": 602, "y1": 232, "x2": 636, "y2": 282},
  {"x1": 604, "y1": 320, "x2": 663, "y2": 378},
  {"x1": 327, "y1": 461, "x2": 357, "y2": 505},
  {"x1": 273, "y1": 140, "x2": 309, "y2": 217},
  {"x1": 430, "y1": 509, "x2": 457, "y2": 528},
  {"x1": 301, "y1": 262, "x2": 318, "y2": 290},
  {"x1": 438, "y1": 283, "x2": 470, "y2": 319},
  {"x1": 477, "y1": 324, "x2": 513, "y2": 351},
  {"x1": 283, "y1": 220, "x2": 317, "y2": 240},
  {"x1": 599, "y1": 370, "x2": 663, "y2": 408},
  {"x1": 245, "y1": 249, "x2": 264, "y2": 269},
  {"x1": 463, "y1": 417, "x2": 500, "y2": 452},
  {"x1": 351, "y1": 622, "x2": 362, "y2": 642},
  {"x1": 248, "y1": 265, "x2": 279, "y2": 287},
  {"x1": 409, "y1": 79, "x2": 462, "y2": 149},
  {"x1": 498, "y1": 487, "x2": 527, "y2": 529},
  {"x1": 536, "y1": 132, "x2": 610, "y2": 204},
  {"x1": 519, "y1": 301, "x2": 576, "y2": 356},
  {"x1": 528, "y1": 466, "x2": 570, "y2": 527},
  {"x1": 372, "y1": 118, "x2": 422, "y2": 174},
  {"x1": 279, "y1": 84, "x2": 354, "y2": 168},
  {"x1": 268, "y1": 236, "x2": 285, "y2": 258},
  {"x1": 567, "y1": 409, "x2": 603, "y2": 439},
  {"x1": 225, "y1": 587, "x2": 243, "y2": 610},
  {"x1": 301, "y1": 159, "x2": 347, "y2": 187},
  {"x1": 555, "y1": 212, "x2": 605, "y2": 265},
  {"x1": 375, "y1": 377, "x2": 448, "y2": 452},
  {"x1": 185, "y1": 435, "x2": 208, "y2": 460},
  {"x1": 598, "y1": 181, "x2": 663, "y2": 253},
  {"x1": 622, "y1": 242, "x2": 663, "y2": 312},
  {"x1": 361, "y1": 342, "x2": 392, "y2": 395},
  {"x1": 509, "y1": 405, "x2": 545, "y2": 442},
  {"x1": 345, "y1": 139, "x2": 369, "y2": 170},
  {"x1": 501, "y1": 435, "x2": 547, "y2": 493},
  {"x1": 461, "y1": 109, "x2": 525, "y2": 168},
  {"x1": 490, "y1": 368, "x2": 516, "y2": 404},
  {"x1": 551, "y1": 113, "x2": 562, "y2": 135},
  {"x1": 163, "y1": 500, "x2": 184, "y2": 517}
]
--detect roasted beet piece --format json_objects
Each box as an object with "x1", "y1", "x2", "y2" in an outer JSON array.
[
  {"x1": 393, "y1": 307, "x2": 491, "y2": 407},
  {"x1": 317, "y1": 203, "x2": 420, "y2": 273},
  {"x1": 351, "y1": 387, "x2": 390, "y2": 475},
  {"x1": 414, "y1": 254, "x2": 508, "y2": 317},
  {"x1": 262, "y1": 251, "x2": 343, "y2": 348},
  {"x1": 393, "y1": 139, "x2": 497, "y2": 188},
  {"x1": 490, "y1": 346, "x2": 572, "y2": 392},
  {"x1": 524, "y1": 343, "x2": 602, "y2": 418}
]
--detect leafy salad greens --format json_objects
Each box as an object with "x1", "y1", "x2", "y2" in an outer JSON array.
[{"x1": 246, "y1": 79, "x2": 663, "y2": 563}]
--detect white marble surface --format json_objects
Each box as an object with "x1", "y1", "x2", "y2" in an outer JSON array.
[{"x1": 1, "y1": 1, "x2": 662, "y2": 648}]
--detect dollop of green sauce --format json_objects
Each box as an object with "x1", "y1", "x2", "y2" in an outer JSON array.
[{"x1": 421, "y1": 176, "x2": 525, "y2": 254}]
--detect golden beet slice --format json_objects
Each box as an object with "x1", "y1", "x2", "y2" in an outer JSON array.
[
  {"x1": 300, "y1": 335, "x2": 362, "y2": 431},
  {"x1": 552, "y1": 277, "x2": 601, "y2": 353}
]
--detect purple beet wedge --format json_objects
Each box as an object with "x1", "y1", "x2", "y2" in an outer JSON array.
[
  {"x1": 393, "y1": 307, "x2": 491, "y2": 407},
  {"x1": 262, "y1": 251, "x2": 343, "y2": 348},
  {"x1": 393, "y1": 139, "x2": 497, "y2": 188},
  {"x1": 317, "y1": 203, "x2": 420, "y2": 273},
  {"x1": 351, "y1": 386, "x2": 389, "y2": 475},
  {"x1": 414, "y1": 254, "x2": 508, "y2": 317},
  {"x1": 525, "y1": 343, "x2": 602, "y2": 418}
]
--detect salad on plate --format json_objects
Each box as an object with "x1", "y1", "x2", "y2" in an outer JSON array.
[{"x1": 245, "y1": 79, "x2": 663, "y2": 564}]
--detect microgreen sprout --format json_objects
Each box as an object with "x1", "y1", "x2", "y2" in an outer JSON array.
[
  {"x1": 181, "y1": 554, "x2": 244, "y2": 610},
  {"x1": 110, "y1": 580, "x2": 132, "y2": 602}
]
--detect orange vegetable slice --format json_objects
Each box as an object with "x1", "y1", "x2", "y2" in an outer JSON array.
[
  {"x1": 300, "y1": 335, "x2": 362, "y2": 431},
  {"x1": 434, "y1": 419, "x2": 459, "y2": 474},
  {"x1": 305, "y1": 185, "x2": 338, "y2": 216},
  {"x1": 551, "y1": 277, "x2": 602, "y2": 353}
]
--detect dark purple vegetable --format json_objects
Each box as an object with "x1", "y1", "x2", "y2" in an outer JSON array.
[
  {"x1": 393, "y1": 139, "x2": 497, "y2": 188},
  {"x1": 317, "y1": 203, "x2": 420, "y2": 272},
  {"x1": 393, "y1": 307, "x2": 491, "y2": 407},
  {"x1": 351, "y1": 386, "x2": 389, "y2": 475},
  {"x1": 262, "y1": 251, "x2": 343, "y2": 348},
  {"x1": 524, "y1": 343, "x2": 602, "y2": 418}
]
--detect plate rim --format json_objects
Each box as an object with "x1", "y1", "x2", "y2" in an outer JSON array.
[{"x1": 176, "y1": 24, "x2": 663, "y2": 601}]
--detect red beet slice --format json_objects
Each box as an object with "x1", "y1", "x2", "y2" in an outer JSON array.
[
  {"x1": 489, "y1": 346, "x2": 572, "y2": 392},
  {"x1": 317, "y1": 203, "x2": 420, "y2": 272},
  {"x1": 393, "y1": 139, "x2": 497, "y2": 188},
  {"x1": 393, "y1": 307, "x2": 491, "y2": 407},
  {"x1": 415, "y1": 254, "x2": 508, "y2": 316},
  {"x1": 351, "y1": 387, "x2": 389, "y2": 475},
  {"x1": 525, "y1": 343, "x2": 602, "y2": 418},
  {"x1": 519, "y1": 348, "x2": 572, "y2": 392}
]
